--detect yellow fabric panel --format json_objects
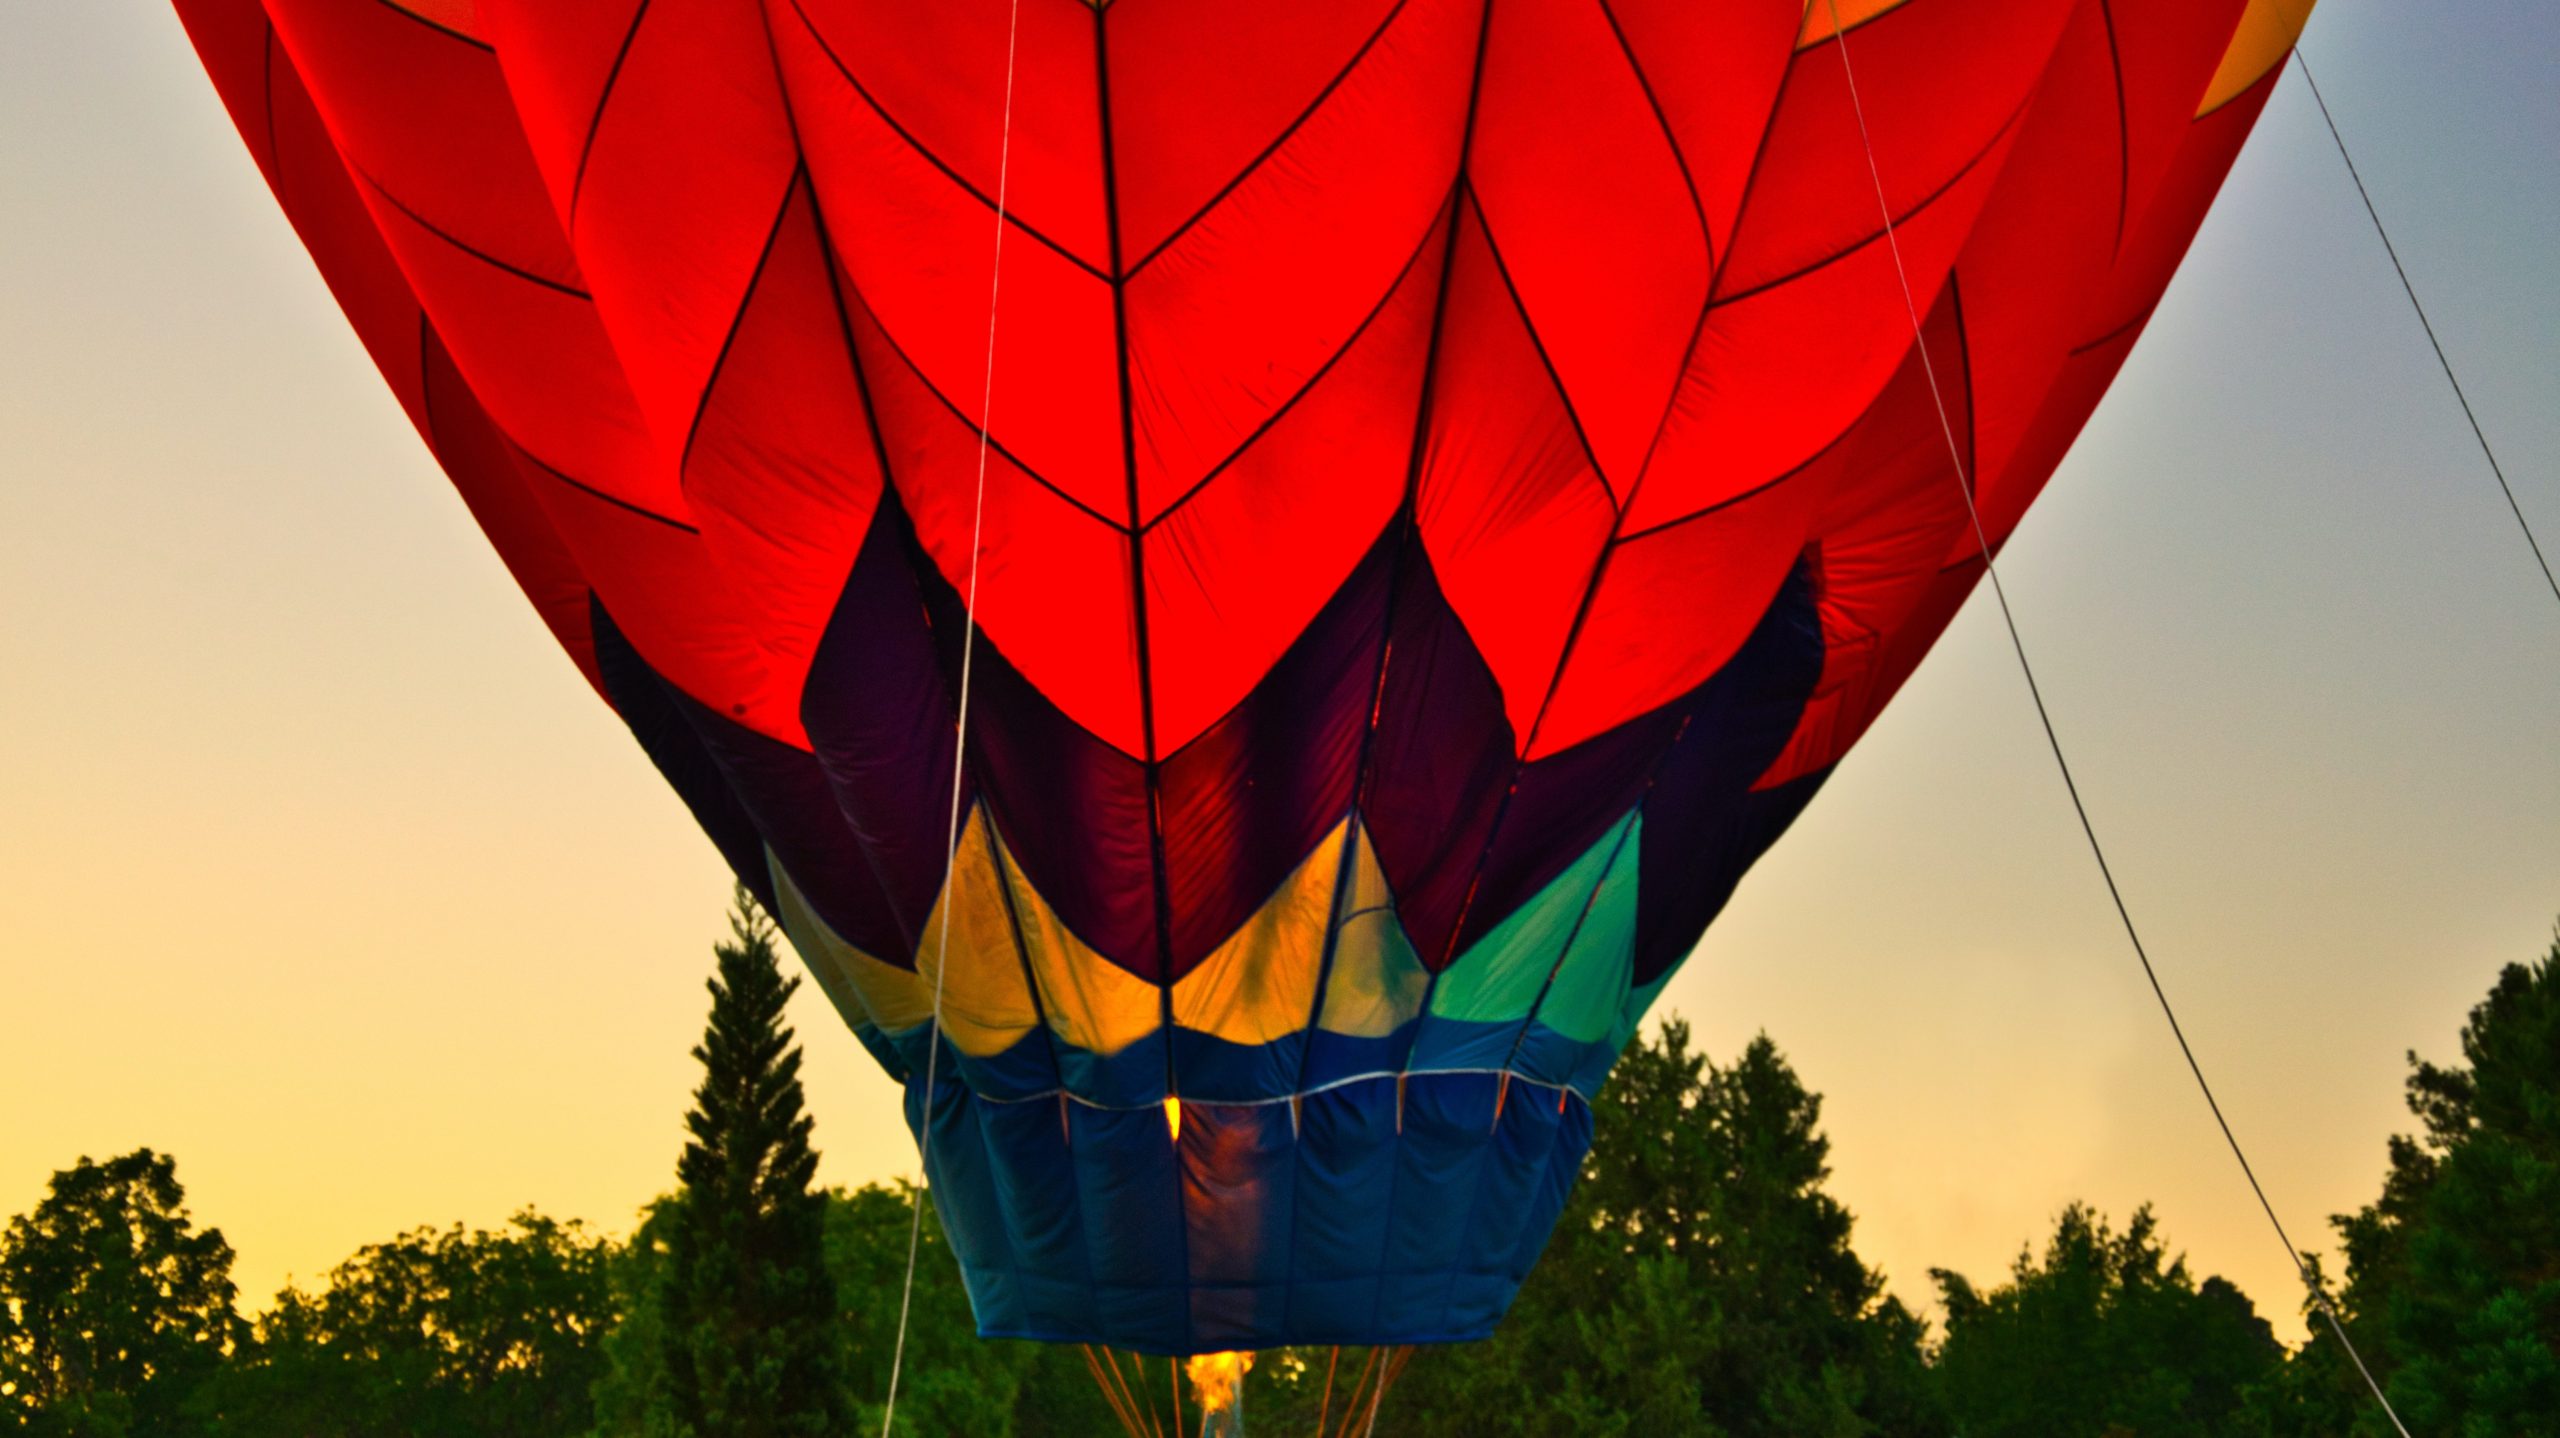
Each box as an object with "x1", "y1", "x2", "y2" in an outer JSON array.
[
  {"x1": 1797, "y1": 0, "x2": 1915, "y2": 49},
  {"x1": 766, "y1": 849, "x2": 933, "y2": 1035},
  {"x1": 913, "y1": 810, "x2": 1043, "y2": 1058},
  {"x1": 1318, "y1": 823, "x2": 1431, "y2": 1040},
  {"x1": 1172, "y1": 821, "x2": 1344, "y2": 1045},
  {"x1": 994, "y1": 824, "x2": 1162, "y2": 1057},
  {"x1": 2199, "y1": 0, "x2": 2316, "y2": 115}
]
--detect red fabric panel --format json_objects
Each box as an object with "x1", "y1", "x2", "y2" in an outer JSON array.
[
  {"x1": 1717, "y1": 0, "x2": 2074, "y2": 297},
  {"x1": 1107, "y1": 0, "x2": 1399, "y2": 266},
  {"x1": 1123, "y1": 0, "x2": 1480, "y2": 522},
  {"x1": 1625, "y1": 115, "x2": 2015, "y2": 535},
  {"x1": 683, "y1": 180, "x2": 885, "y2": 729},
  {"x1": 771, "y1": 0, "x2": 1124, "y2": 524},
  {"x1": 1418, "y1": 199, "x2": 1614, "y2": 751},
  {"x1": 1604, "y1": 0, "x2": 1800, "y2": 260},
  {"x1": 1468, "y1": 0, "x2": 1707, "y2": 491},
  {"x1": 1536, "y1": 472, "x2": 1824, "y2": 760},
  {"x1": 487, "y1": 0, "x2": 803, "y2": 454},
  {"x1": 843, "y1": 280, "x2": 1145, "y2": 759},
  {"x1": 786, "y1": 0, "x2": 1110, "y2": 270},
  {"x1": 1144, "y1": 199, "x2": 1448, "y2": 755}
]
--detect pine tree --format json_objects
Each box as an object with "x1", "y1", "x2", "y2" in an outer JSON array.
[{"x1": 659, "y1": 889, "x2": 849, "y2": 1437}]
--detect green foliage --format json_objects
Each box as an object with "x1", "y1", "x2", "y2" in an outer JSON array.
[
  {"x1": 592, "y1": 1184, "x2": 1111, "y2": 1437},
  {"x1": 2268, "y1": 933, "x2": 2560, "y2": 1437},
  {"x1": 1374, "y1": 1021, "x2": 1944, "y2": 1437},
  {"x1": 1931, "y1": 1203, "x2": 2282, "y2": 1437},
  {"x1": 0, "y1": 1150, "x2": 243, "y2": 1437},
  {"x1": 188, "y1": 1211, "x2": 614, "y2": 1437},
  {"x1": 655, "y1": 890, "x2": 850, "y2": 1437}
]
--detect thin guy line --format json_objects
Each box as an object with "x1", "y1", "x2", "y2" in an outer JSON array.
[
  {"x1": 2294, "y1": 48, "x2": 2558, "y2": 612},
  {"x1": 1821, "y1": 5, "x2": 2412, "y2": 1432},
  {"x1": 879, "y1": 0, "x2": 1019, "y2": 1427}
]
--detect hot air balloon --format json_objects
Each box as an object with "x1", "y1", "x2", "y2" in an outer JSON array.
[{"x1": 168, "y1": 0, "x2": 2314, "y2": 1395}]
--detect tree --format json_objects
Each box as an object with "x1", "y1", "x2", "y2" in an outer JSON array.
[
  {"x1": 1931, "y1": 1203, "x2": 2282, "y2": 1437},
  {"x1": 1376, "y1": 1022, "x2": 1943, "y2": 1437},
  {"x1": 655, "y1": 890, "x2": 849, "y2": 1437},
  {"x1": 2263, "y1": 932, "x2": 2560, "y2": 1436},
  {"x1": 190, "y1": 1211, "x2": 614, "y2": 1438},
  {"x1": 0, "y1": 1149, "x2": 244, "y2": 1437}
]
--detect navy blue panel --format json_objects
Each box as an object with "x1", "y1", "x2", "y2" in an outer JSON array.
[
  {"x1": 1376, "y1": 1072, "x2": 1500, "y2": 1336},
  {"x1": 1297, "y1": 1020, "x2": 1421, "y2": 1095},
  {"x1": 589, "y1": 601, "x2": 777, "y2": 915},
  {"x1": 1067, "y1": 1102, "x2": 1189, "y2": 1351},
  {"x1": 1284, "y1": 1076, "x2": 1400, "y2": 1344},
  {"x1": 1442, "y1": 1078, "x2": 1568, "y2": 1336},
  {"x1": 1171, "y1": 1026, "x2": 1308, "y2": 1104}
]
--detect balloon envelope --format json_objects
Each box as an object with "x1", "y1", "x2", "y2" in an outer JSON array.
[{"x1": 174, "y1": 0, "x2": 2308, "y2": 1354}]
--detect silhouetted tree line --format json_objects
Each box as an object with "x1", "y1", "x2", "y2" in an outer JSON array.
[{"x1": 4, "y1": 907, "x2": 2553, "y2": 1436}]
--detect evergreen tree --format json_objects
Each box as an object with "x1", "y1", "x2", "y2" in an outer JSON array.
[
  {"x1": 0, "y1": 1149, "x2": 243, "y2": 1437},
  {"x1": 2262, "y1": 932, "x2": 2560, "y2": 1436},
  {"x1": 1931, "y1": 1203, "x2": 2282, "y2": 1437},
  {"x1": 1375, "y1": 1022, "x2": 1943, "y2": 1437},
  {"x1": 656, "y1": 890, "x2": 849, "y2": 1437}
]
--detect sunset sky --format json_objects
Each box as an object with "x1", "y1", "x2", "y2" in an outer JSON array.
[{"x1": 4, "y1": 0, "x2": 2554, "y2": 1343}]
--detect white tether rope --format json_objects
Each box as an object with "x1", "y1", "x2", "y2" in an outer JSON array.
[
  {"x1": 879, "y1": 0, "x2": 1022, "y2": 1429},
  {"x1": 1820, "y1": 4, "x2": 2412, "y2": 1432}
]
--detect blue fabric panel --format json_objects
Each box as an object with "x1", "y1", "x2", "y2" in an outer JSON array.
[
  {"x1": 1440, "y1": 1079, "x2": 1569, "y2": 1336},
  {"x1": 1055, "y1": 1031, "x2": 1170, "y2": 1110},
  {"x1": 1170, "y1": 1027, "x2": 1307, "y2": 1103},
  {"x1": 1284, "y1": 1076, "x2": 1399, "y2": 1340},
  {"x1": 1508, "y1": 1094, "x2": 1594, "y2": 1285},
  {"x1": 1067, "y1": 1100, "x2": 1188, "y2": 1351},
  {"x1": 1511, "y1": 1021, "x2": 1592, "y2": 1089},
  {"x1": 978, "y1": 1096, "x2": 1089, "y2": 1334},
  {"x1": 1376, "y1": 1072, "x2": 1501, "y2": 1337},
  {"x1": 1180, "y1": 1101, "x2": 1298, "y2": 1349},
  {"x1": 1405, "y1": 1014, "x2": 1517, "y2": 1075},
  {"x1": 1297, "y1": 1023, "x2": 1416, "y2": 1092},
  {"x1": 910, "y1": 1079, "x2": 1023, "y2": 1336},
  {"x1": 951, "y1": 1030, "x2": 1061, "y2": 1103}
]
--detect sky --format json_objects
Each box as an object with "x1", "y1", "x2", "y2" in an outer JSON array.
[{"x1": 3, "y1": 1, "x2": 2554, "y2": 1345}]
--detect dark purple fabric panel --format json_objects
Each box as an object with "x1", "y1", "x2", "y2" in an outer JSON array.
[
  {"x1": 1445, "y1": 699, "x2": 1688, "y2": 961},
  {"x1": 589, "y1": 599, "x2": 779, "y2": 917},
  {"x1": 800, "y1": 492, "x2": 959, "y2": 959},
  {"x1": 1631, "y1": 562, "x2": 1828, "y2": 985},
  {"x1": 669, "y1": 661, "x2": 913, "y2": 964},
  {"x1": 1158, "y1": 530, "x2": 1394, "y2": 979},
  {"x1": 909, "y1": 535, "x2": 1162, "y2": 980},
  {"x1": 1361, "y1": 542, "x2": 1520, "y2": 973}
]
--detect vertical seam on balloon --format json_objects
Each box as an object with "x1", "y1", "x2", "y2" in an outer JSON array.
[
  {"x1": 1090, "y1": 0, "x2": 1192, "y2": 1356},
  {"x1": 569, "y1": 0, "x2": 654, "y2": 226},
  {"x1": 1421, "y1": 39, "x2": 1829, "y2": 973},
  {"x1": 824, "y1": 289, "x2": 1125, "y2": 530},
  {"x1": 1134, "y1": 216, "x2": 1445, "y2": 535},
  {"x1": 1464, "y1": 183, "x2": 1613, "y2": 502},
  {"x1": 781, "y1": 0, "x2": 1111, "y2": 284},
  {"x1": 882, "y1": 0, "x2": 1019, "y2": 1416},
  {"x1": 1489, "y1": 804, "x2": 1642, "y2": 1083},
  {"x1": 2095, "y1": 0, "x2": 2131, "y2": 255},
  {"x1": 1277, "y1": 185, "x2": 1462, "y2": 1183},
  {"x1": 1120, "y1": 0, "x2": 1416, "y2": 280},
  {"x1": 677, "y1": 165, "x2": 806, "y2": 481},
  {"x1": 1362, "y1": 0, "x2": 1497, "y2": 1349},
  {"x1": 982, "y1": 809, "x2": 1078, "y2": 1107},
  {"x1": 1595, "y1": 0, "x2": 1714, "y2": 274}
]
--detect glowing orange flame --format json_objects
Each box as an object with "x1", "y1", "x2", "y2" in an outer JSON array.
[
  {"x1": 1163, "y1": 1095, "x2": 1182, "y2": 1140},
  {"x1": 1186, "y1": 1350, "x2": 1253, "y2": 1420}
]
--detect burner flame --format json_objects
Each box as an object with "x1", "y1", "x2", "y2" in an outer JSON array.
[{"x1": 1186, "y1": 1350, "x2": 1253, "y2": 1425}]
